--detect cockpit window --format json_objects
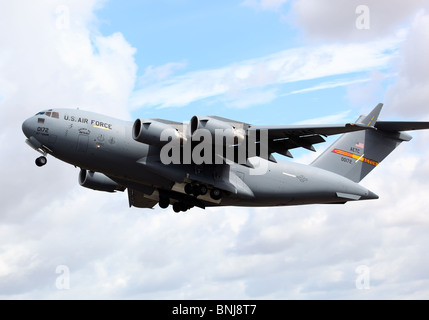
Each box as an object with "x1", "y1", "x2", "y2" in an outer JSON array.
[{"x1": 35, "y1": 110, "x2": 59, "y2": 119}]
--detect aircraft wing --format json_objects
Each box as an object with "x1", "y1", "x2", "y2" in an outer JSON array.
[
  {"x1": 206, "y1": 117, "x2": 367, "y2": 157},
  {"x1": 247, "y1": 123, "x2": 368, "y2": 157}
]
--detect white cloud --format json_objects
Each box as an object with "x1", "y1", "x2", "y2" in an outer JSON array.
[
  {"x1": 345, "y1": 71, "x2": 394, "y2": 108},
  {"x1": 290, "y1": 0, "x2": 428, "y2": 42},
  {"x1": 386, "y1": 11, "x2": 429, "y2": 117},
  {"x1": 286, "y1": 77, "x2": 371, "y2": 96},
  {"x1": 0, "y1": 1, "x2": 136, "y2": 122},
  {"x1": 293, "y1": 110, "x2": 352, "y2": 125},
  {"x1": 137, "y1": 61, "x2": 188, "y2": 87},
  {"x1": 288, "y1": 0, "x2": 429, "y2": 117},
  {"x1": 130, "y1": 37, "x2": 401, "y2": 109}
]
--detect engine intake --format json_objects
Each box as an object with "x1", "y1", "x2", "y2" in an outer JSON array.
[
  {"x1": 190, "y1": 116, "x2": 245, "y2": 146},
  {"x1": 79, "y1": 169, "x2": 124, "y2": 192},
  {"x1": 132, "y1": 119, "x2": 185, "y2": 147}
]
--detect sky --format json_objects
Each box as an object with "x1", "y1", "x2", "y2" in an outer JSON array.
[{"x1": 1, "y1": 0, "x2": 429, "y2": 299}]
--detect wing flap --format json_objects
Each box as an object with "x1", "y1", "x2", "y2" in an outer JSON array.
[
  {"x1": 249, "y1": 123, "x2": 367, "y2": 138},
  {"x1": 270, "y1": 135, "x2": 326, "y2": 152}
]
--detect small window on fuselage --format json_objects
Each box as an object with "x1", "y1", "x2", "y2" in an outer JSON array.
[{"x1": 52, "y1": 112, "x2": 59, "y2": 119}]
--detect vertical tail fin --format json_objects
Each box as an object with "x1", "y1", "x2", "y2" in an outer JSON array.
[
  {"x1": 356, "y1": 103, "x2": 383, "y2": 127},
  {"x1": 311, "y1": 104, "x2": 412, "y2": 182}
]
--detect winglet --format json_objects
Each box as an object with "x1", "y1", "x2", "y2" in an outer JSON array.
[{"x1": 356, "y1": 103, "x2": 383, "y2": 127}]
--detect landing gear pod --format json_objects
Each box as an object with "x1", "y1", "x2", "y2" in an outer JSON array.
[{"x1": 78, "y1": 169, "x2": 125, "y2": 193}]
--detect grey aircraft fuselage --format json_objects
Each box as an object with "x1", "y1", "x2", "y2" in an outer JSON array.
[{"x1": 22, "y1": 108, "x2": 379, "y2": 211}]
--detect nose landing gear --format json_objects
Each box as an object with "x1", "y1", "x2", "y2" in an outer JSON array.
[
  {"x1": 35, "y1": 156, "x2": 47, "y2": 167},
  {"x1": 25, "y1": 138, "x2": 49, "y2": 167}
]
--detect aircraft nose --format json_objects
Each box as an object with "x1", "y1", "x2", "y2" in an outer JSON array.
[{"x1": 22, "y1": 117, "x2": 34, "y2": 138}]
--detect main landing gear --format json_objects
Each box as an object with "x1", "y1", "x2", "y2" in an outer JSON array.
[
  {"x1": 159, "y1": 195, "x2": 193, "y2": 213},
  {"x1": 35, "y1": 156, "x2": 47, "y2": 167},
  {"x1": 172, "y1": 202, "x2": 194, "y2": 213},
  {"x1": 184, "y1": 183, "x2": 222, "y2": 201},
  {"x1": 184, "y1": 183, "x2": 207, "y2": 197},
  {"x1": 159, "y1": 183, "x2": 223, "y2": 213}
]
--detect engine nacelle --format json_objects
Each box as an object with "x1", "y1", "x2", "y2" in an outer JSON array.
[
  {"x1": 79, "y1": 169, "x2": 124, "y2": 192},
  {"x1": 132, "y1": 119, "x2": 185, "y2": 147},
  {"x1": 190, "y1": 116, "x2": 245, "y2": 146}
]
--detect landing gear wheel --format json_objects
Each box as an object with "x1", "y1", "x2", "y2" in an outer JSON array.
[
  {"x1": 199, "y1": 185, "x2": 208, "y2": 196},
  {"x1": 210, "y1": 188, "x2": 222, "y2": 201},
  {"x1": 179, "y1": 202, "x2": 188, "y2": 212},
  {"x1": 185, "y1": 183, "x2": 208, "y2": 197},
  {"x1": 172, "y1": 202, "x2": 189, "y2": 213},
  {"x1": 159, "y1": 197, "x2": 170, "y2": 209},
  {"x1": 191, "y1": 184, "x2": 200, "y2": 197},
  {"x1": 184, "y1": 183, "x2": 193, "y2": 195},
  {"x1": 172, "y1": 202, "x2": 181, "y2": 213},
  {"x1": 35, "y1": 156, "x2": 47, "y2": 167}
]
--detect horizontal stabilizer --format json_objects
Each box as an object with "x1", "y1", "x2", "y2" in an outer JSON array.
[{"x1": 375, "y1": 121, "x2": 429, "y2": 132}]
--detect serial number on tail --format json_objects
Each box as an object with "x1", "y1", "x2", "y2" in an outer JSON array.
[{"x1": 332, "y1": 149, "x2": 379, "y2": 167}]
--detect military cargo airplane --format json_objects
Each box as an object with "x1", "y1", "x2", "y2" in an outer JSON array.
[{"x1": 22, "y1": 103, "x2": 429, "y2": 212}]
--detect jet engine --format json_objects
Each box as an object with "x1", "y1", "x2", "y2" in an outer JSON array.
[
  {"x1": 132, "y1": 119, "x2": 185, "y2": 147},
  {"x1": 190, "y1": 116, "x2": 245, "y2": 146},
  {"x1": 79, "y1": 169, "x2": 124, "y2": 192}
]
